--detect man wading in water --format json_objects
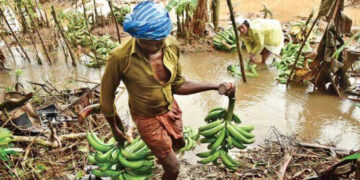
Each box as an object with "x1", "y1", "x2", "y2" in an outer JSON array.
[{"x1": 100, "y1": 1, "x2": 235, "y2": 179}]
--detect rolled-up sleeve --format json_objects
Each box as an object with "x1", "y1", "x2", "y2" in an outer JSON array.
[
  {"x1": 171, "y1": 47, "x2": 185, "y2": 91},
  {"x1": 100, "y1": 54, "x2": 122, "y2": 118}
]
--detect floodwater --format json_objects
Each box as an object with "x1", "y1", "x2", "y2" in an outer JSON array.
[
  {"x1": 1, "y1": 49, "x2": 360, "y2": 152},
  {"x1": 219, "y1": 0, "x2": 360, "y2": 26}
]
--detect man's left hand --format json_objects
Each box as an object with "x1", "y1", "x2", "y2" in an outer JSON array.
[{"x1": 218, "y1": 82, "x2": 236, "y2": 96}]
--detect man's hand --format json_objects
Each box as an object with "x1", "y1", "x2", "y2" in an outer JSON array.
[
  {"x1": 218, "y1": 82, "x2": 236, "y2": 96},
  {"x1": 106, "y1": 115, "x2": 127, "y2": 143}
]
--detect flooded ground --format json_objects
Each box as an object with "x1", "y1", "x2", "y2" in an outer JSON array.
[
  {"x1": 219, "y1": 0, "x2": 360, "y2": 26},
  {"x1": 1, "y1": 50, "x2": 360, "y2": 153}
]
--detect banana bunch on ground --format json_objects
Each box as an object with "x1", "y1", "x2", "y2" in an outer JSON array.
[
  {"x1": 289, "y1": 21, "x2": 316, "y2": 42},
  {"x1": 273, "y1": 42, "x2": 313, "y2": 84},
  {"x1": 227, "y1": 61, "x2": 259, "y2": 78},
  {"x1": 179, "y1": 126, "x2": 200, "y2": 153},
  {"x1": 86, "y1": 131, "x2": 155, "y2": 180},
  {"x1": 197, "y1": 97, "x2": 255, "y2": 170},
  {"x1": 213, "y1": 29, "x2": 237, "y2": 51}
]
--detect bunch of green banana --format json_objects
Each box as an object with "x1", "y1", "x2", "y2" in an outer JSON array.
[
  {"x1": 87, "y1": 131, "x2": 155, "y2": 180},
  {"x1": 273, "y1": 42, "x2": 313, "y2": 84},
  {"x1": 227, "y1": 60, "x2": 259, "y2": 78},
  {"x1": 289, "y1": 21, "x2": 316, "y2": 42},
  {"x1": 197, "y1": 97, "x2": 255, "y2": 170},
  {"x1": 213, "y1": 29, "x2": 237, "y2": 51},
  {"x1": 112, "y1": 5, "x2": 131, "y2": 25},
  {"x1": 205, "y1": 107, "x2": 241, "y2": 124},
  {"x1": 179, "y1": 126, "x2": 200, "y2": 153}
]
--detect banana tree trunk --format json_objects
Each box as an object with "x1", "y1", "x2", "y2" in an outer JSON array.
[
  {"x1": 192, "y1": 0, "x2": 208, "y2": 37},
  {"x1": 212, "y1": 0, "x2": 220, "y2": 32}
]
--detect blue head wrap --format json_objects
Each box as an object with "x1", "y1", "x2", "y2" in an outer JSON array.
[{"x1": 123, "y1": 1, "x2": 172, "y2": 40}]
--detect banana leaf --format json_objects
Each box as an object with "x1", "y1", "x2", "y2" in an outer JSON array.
[{"x1": 341, "y1": 153, "x2": 360, "y2": 161}]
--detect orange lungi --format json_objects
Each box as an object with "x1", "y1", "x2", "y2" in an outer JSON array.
[{"x1": 131, "y1": 101, "x2": 184, "y2": 159}]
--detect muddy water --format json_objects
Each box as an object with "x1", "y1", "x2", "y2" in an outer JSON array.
[
  {"x1": 219, "y1": 0, "x2": 360, "y2": 26},
  {"x1": 1, "y1": 46, "x2": 360, "y2": 164},
  {"x1": 178, "y1": 52, "x2": 360, "y2": 151}
]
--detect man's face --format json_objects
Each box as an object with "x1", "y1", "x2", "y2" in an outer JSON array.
[
  {"x1": 136, "y1": 38, "x2": 166, "y2": 54},
  {"x1": 238, "y1": 24, "x2": 248, "y2": 34}
]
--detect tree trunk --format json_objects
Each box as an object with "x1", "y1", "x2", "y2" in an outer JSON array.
[
  {"x1": 0, "y1": 33, "x2": 17, "y2": 66},
  {"x1": 15, "y1": 0, "x2": 28, "y2": 33},
  {"x1": 93, "y1": 0, "x2": 98, "y2": 25},
  {"x1": 176, "y1": 13, "x2": 182, "y2": 36},
  {"x1": 108, "y1": 0, "x2": 121, "y2": 44},
  {"x1": 51, "y1": 5, "x2": 77, "y2": 66},
  {"x1": 82, "y1": 0, "x2": 89, "y2": 30},
  {"x1": 28, "y1": 33, "x2": 42, "y2": 64},
  {"x1": 212, "y1": 0, "x2": 220, "y2": 32},
  {"x1": 0, "y1": 8, "x2": 31, "y2": 62},
  {"x1": 192, "y1": 0, "x2": 208, "y2": 37},
  {"x1": 25, "y1": 4, "x2": 52, "y2": 65}
]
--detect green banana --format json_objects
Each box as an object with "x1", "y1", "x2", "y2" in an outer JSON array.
[
  {"x1": 226, "y1": 135, "x2": 233, "y2": 149},
  {"x1": 210, "y1": 127, "x2": 226, "y2": 152},
  {"x1": 123, "y1": 172, "x2": 149, "y2": 180},
  {"x1": 199, "y1": 137, "x2": 216, "y2": 143},
  {"x1": 185, "y1": 136, "x2": 194, "y2": 151},
  {"x1": 232, "y1": 114, "x2": 241, "y2": 123},
  {"x1": 99, "y1": 162, "x2": 114, "y2": 171},
  {"x1": 197, "y1": 150, "x2": 220, "y2": 164},
  {"x1": 87, "y1": 154, "x2": 96, "y2": 164},
  {"x1": 231, "y1": 135, "x2": 247, "y2": 149},
  {"x1": 199, "y1": 119, "x2": 224, "y2": 132},
  {"x1": 134, "y1": 144, "x2": 149, "y2": 153},
  {"x1": 209, "y1": 107, "x2": 225, "y2": 113},
  {"x1": 200, "y1": 123, "x2": 225, "y2": 137},
  {"x1": 127, "y1": 165, "x2": 155, "y2": 175},
  {"x1": 92, "y1": 169, "x2": 121, "y2": 177},
  {"x1": 118, "y1": 153, "x2": 154, "y2": 169},
  {"x1": 220, "y1": 150, "x2": 237, "y2": 170},
  {"x1": 126, "y1": 140, "x2": 146, "y2": 153},
  {"x1": 225, "y1": 152, "x2": 241, "y2": 167},
  {"x1": 114, "y1": 173, "x2": 125, "y2": 180},
  {"x1": 94, "y1": 148, "x2": 115, "y2": 163},
  {"x1": 238, "y1": 125, "x2": 254, "y2": 132},
  {"x1": 205, "y1": 109, "x2": 226, "y2": 122},
  {"x1": 227, "y1": 123, "x2": 255, "y2": 144},
  {"x1": 196, "y1": 151, "x2": 213, "y2": 158},
  {"x1": 86, "y1": 132, "x2": 113, "y2": 152},
  {"x1": 110, "y1": 149, "x2": 120, "y2": 162},
  {"x1": 120, "y1": 149, "x2": 152, "y2": 161},
  {"x1": 235, "y1": 126, "x2": 255, "y2": 139}
]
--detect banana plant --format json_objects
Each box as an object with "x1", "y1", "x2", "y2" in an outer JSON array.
[
  {"x1": 0, "y1": 128, "x2": 23, "y2": 162},
  {"x1": 166, "y1": 0, "x2": 198, "y2": 37}
]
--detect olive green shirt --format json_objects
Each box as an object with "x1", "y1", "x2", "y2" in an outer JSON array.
[{"x1": 100, "y1": 37, "x2": 185, "y2": 117}]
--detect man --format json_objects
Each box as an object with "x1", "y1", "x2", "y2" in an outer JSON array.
[
  {"x1": 236, "y1": 17, "x2": 284, "y2": 64},
  {"x1": 100, "y1": 1, "x2": 235, "y2": 179}
]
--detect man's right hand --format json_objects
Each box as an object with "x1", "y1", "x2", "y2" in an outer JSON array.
[{"x1": 106, "y1": 115, "x2": 127, "y2": 142}]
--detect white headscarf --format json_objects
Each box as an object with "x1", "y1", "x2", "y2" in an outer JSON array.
[{"x1": 235, "y1": 16, "x2": 246, "y2": 29}]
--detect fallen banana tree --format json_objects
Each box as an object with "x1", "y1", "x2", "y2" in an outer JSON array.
[{"x1": 12, "y1": 133, "x2": 87, "y2": 148}]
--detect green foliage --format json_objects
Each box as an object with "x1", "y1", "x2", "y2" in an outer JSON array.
[
  {"x1": 111, "y1": 5, "x2": 131, "y2": 25},
  {"x1": 332, "y1": 31, "x2": 360, "y2": 60},
  {"x1": 60, "y1": 12, "x2": 118, "y2": 67},
  {"x1": 342, "y1": 153, "x2": 360, "y2": 161},
  {"x1": 166, "y1": 0, "x2": 198, "y2": 15},
  {"x1": 0, "y1": 128, "x2": 23, "y2": 162}
]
